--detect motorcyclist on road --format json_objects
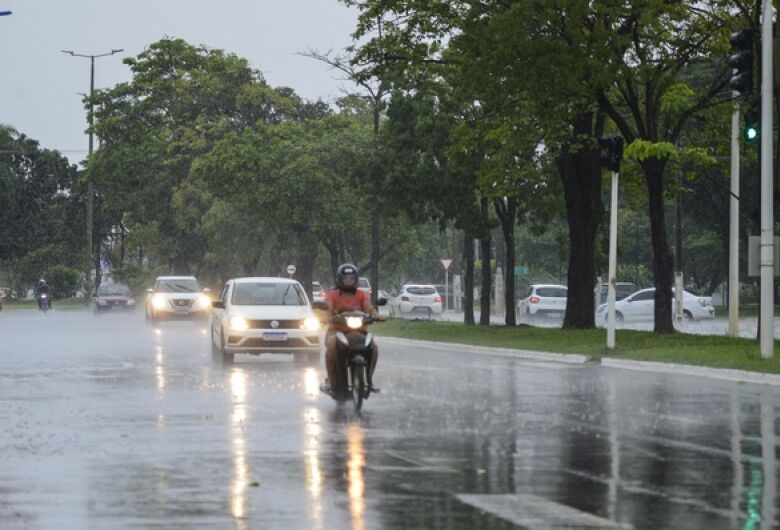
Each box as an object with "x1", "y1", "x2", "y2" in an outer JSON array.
[
  {"x1": 36, "y1": 279, "x2": 50, "y2": 310},
  {"x1": 322, "y1": 263, "x2": 382, "y2": 393}
]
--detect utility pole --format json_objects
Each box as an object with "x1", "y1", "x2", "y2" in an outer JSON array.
[
  {"x1": 61, "y1": 48, "x2": 123, "y2": 304},
  {"x1": 728, "y1": 94, "x2": 740, "y2": 337},
  {"x1": 759, "y1": 0, "x2": 774, "y2": 359},
  {"x1": 599, "y1": 136, "x2": 624, "y2": 350},
  {"x1": 675, "y1": 162, "x2": 684, "y2": 322}
]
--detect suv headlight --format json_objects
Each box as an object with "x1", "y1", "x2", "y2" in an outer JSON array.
[
  {"x1": 229, "y1": 315, "x2": 249, "y2": 331},
  {"x1": 302, "y1": 317, "x2": 320, "y2": 331},
  {"x1": 152, "y1": 294, "x2": 167, "y2": 310}
]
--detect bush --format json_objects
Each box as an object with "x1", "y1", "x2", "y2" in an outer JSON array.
[{"x1": 43, "y1": 265, "x2": 81, "y2": 299}]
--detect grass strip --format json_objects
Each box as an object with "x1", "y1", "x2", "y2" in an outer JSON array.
[{"x1": 374, "y1": 319, "x2": 780, "y2": 375}]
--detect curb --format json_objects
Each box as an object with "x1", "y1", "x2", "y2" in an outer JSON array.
[
  {"x1": 382, "y1": 337, "x2": 590, "y2": 365},
  {"x1": 381, "y1": 336, "x2": 780, "y2": 387}
]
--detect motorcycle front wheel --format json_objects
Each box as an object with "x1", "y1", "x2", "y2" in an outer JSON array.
[{"x1": 352, "y1": 363, "x2": 366, "y2": 411}]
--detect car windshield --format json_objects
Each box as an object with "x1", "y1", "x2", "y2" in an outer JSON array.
[
  {"x1": 407, "y1": 287, "x2": 436, "y2": 295},
  {"x1": 536, "y1": 287, "x2": 567, "y2": 297},
  {"x1": 155, "y1": 279, "x2": 201, "y2": 293},
  {"x1": 98, "y1": 284, "x2": 131, "y2": 296},
  {"x1": 232, "y1": 282, "x2": 306, "y2": 306}
]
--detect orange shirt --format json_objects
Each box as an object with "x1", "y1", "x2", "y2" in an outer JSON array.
[{"x1": 327, "y1": 288, "x2": 370, "y2": 330}]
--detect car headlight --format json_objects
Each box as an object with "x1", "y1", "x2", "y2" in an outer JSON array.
[
  {"x1": 127, "y1": 299, "x2": 136, "y2": 305},
  {"x1": 152, "y1": 295, "x2": 167, "y2": 310},
  {"x1": 98, "y1": 299, "x2": 107, "y2": 306},
  {"x1": 346, "y1": 316, "x2": 363, "y2": 330},
  {"x1": 195, "y1": 295, "x2": 211, "y2": 308},
  {"x1": 229, "y1": 315, "x2": 249, "y2": 331},
  {"x1": 302, "y1": 316, "x2": 320, "y2": 331}
]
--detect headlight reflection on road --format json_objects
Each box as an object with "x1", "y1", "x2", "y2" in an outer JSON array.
[
  {"x1": 303, "y1": 407, "x2": 323, "y2": 529},
  {"x1": 346, "y1": 422, "x2": 366, "y2": 530},
  {"x1": 230, "y1": 368, "x2": 250, "y2": 528},
  {"x1": 155, "y1": 345, "x2": 165, "y2": 393},
  {"x1": 303, "y1": 367, "x2": 320, "y2": 400}
]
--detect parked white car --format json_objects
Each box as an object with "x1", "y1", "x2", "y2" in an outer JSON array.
[
  {"x1": 312, "y1": 281, "x2": 327, "y2": 305},
  {"x1": 390, "y1": 284, "x2": 442, "y2": 318},
  {"x1": 597, "y1": 287, "x2": 714, "y2": 323},
  {"x1": 210, "y1": 277, "x2": 321, "y2": 364},
  {"x1": 518, "y1": 284, "x2": 568, "y2": 321},
  {"x1": 145, "y1": 276, "x2": 211, "y2": 322}
]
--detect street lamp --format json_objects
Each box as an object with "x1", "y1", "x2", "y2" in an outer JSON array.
[{"x1": 61, "y1": 48, "x2": 123, "y2": 303}]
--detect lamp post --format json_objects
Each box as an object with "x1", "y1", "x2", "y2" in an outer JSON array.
[{"x1": 61, "y1": 48, "x2": 123, "y2": 303}]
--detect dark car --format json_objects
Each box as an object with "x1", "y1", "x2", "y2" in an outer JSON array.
[{"x1": 94, "y1": 283, "x2": 136, "y2": 313}]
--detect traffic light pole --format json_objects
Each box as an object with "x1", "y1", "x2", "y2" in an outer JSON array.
[
  {"x1": 728, "y1": 92, "x2": 740, "y2": 337},
  {"x1": 606, "y1": 170, "x2": 619, "y2": 350},
  {"x1": 759, "y1": 0, "x2": 774, "y2": 359}
]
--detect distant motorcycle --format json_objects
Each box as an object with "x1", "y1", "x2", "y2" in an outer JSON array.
[
  {"x1": 322, "y1": 310, "x2": 378, "y2": 411},
  {"x1": 38, "y1": 293, "x2": 50, "y2": 313}
]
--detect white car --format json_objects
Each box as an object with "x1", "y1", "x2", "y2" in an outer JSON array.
[
  {"x1": 210, "y1": 277, "x2": 321, "y2": 364},
  {"x1": 390, "y1": 284, "x2": 442, "y2": 318},
  {"x1": 358, "y1": 277, "x2": 371, "y2": 297},
  {"x1": 597, "y1": 287, "x2": 715, "y2": 323},
  {"x1": 312, "y1": 281, "x2": 327, "y2": 305},
  {"x1": 518, "y1": 284, "x2": 568, "y2": 321},
  {"x1": 145, "y1": 276, "x2": 211, "y2": 322}
]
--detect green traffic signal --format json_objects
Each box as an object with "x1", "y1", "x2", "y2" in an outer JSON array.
[{"x1": 744, "y1": 108, "x2": 759, "y2": 142}]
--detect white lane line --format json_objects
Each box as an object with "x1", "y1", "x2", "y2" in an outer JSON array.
[{"x1": 456, "y1": 493, "x2": 630, "y2": 529}]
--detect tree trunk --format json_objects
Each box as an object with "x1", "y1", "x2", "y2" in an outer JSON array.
[
  {"x1": 643, "y1": 158, "x2": 675, "y2": 333},
  {"x1": 479, "y1": 197, "x2": 492, "y2": 326},
  {"x1": 463, "y1": 232, "x2": 475, "y2": 325},
  {"x1": 560, "y1": 113, "x2": 603, "y2": 329},
  {"x1": 494, "y1": 197, "x2": 518, "y2": 326}
]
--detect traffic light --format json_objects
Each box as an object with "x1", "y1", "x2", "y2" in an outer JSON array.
[
  {"x1": 728, "y1": 29, "x2": 754, "y2": 96},
  {"x1": 598, "y1": 136, "x2": 624, "y2": 172},
  {"x1": 744, "y1": 108, "x2": 759, "y2": 142}
]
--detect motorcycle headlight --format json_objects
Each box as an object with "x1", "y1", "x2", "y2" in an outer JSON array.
[
  {"x1": 230, "y1": 315, "x2": 249, "y2": 331},
  {"x1": 302, "y1": 317, "x2": 320, "y2": 331},
  {"x1": 346, "y1": 316, "x2": 363, "y2": 330},
  {"x1": 152, "y1": 294, "x2": 167, "y2": 310}
]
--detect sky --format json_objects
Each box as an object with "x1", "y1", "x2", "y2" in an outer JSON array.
[{"x1": 0, "y1": 0, "x2": 360, "y2": 164}]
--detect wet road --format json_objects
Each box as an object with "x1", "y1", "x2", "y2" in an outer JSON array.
[{"x1": 0, "y1": 311, "x2": 778, "y2": 529}]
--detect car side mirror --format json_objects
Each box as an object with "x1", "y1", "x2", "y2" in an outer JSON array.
[
  {"x1": 312, "y1": 301, "x2": 328, "y2": 311},
  {"x1": 211, "y1": 300, "x2": 225, "y2": 309},
  {"x1": 147, "y1": 288, "x2": 154, "y2": 294}
]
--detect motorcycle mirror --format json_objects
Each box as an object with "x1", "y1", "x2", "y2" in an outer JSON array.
[{"x1": 376, "y1": 296, "x2": 388, "y2": 306}]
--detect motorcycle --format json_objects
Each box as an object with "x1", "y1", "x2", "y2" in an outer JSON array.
[
  {"x1": 38, "y1": 293, "x2": 50, "y2": 313},
  {"x1": 323, "y1": 310, "x2": 378, "y2": 411}
]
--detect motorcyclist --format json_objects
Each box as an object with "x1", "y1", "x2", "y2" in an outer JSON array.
[
  {"x1": 36, "y1": 278, "x2": 50, "y2": 310},
  {"x1": 322, "y1": 263, "x2": 382, "y2": 393}
]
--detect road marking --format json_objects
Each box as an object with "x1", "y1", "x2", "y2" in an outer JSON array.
[
  {"x1": 385, "y1": 450, "x2": 459, "y2": 473},
  {"x1": 456, "y1": 493, "x2": 630, "y2": 529}
]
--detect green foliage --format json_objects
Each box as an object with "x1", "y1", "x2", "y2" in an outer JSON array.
[{"x1": 43, "y1": 265, "x2": 81, "y2": 299}]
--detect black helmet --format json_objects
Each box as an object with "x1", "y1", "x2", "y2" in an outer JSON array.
[{"x1": 335, "y1": 263, "x2": 358, "y2": 292}]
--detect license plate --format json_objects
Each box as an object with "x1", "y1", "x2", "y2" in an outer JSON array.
[
  {"x1": 547, "y1": 312, "x2": 560, "y2": 318},
  {"x1": 263, "y1": 332, "x2": 288, "y2": 342},
  {"x1": 175, "y1": 308, "x2": 189, "y2": 315}
]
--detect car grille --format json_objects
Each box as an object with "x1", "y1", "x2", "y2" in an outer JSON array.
[
  {"x1": 172, "y1": 299, "x2": 192, "y2": 308},
  {"x1": 240, "y1": 338, "x2": 311, "y2": 348},
  {"x1": 247, "y1": 319, "x2": 304, "y2": 329}
]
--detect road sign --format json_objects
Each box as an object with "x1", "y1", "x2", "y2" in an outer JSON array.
[
  {"x1": 514, "y1": 265, "x2": 528, "y2": 276},
  {"x1": 440, "y1": 259, "x2": 452, "y2": 270},
  {"x1": 286, "y1": 264, "x2": 296, "y2": 277}
]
